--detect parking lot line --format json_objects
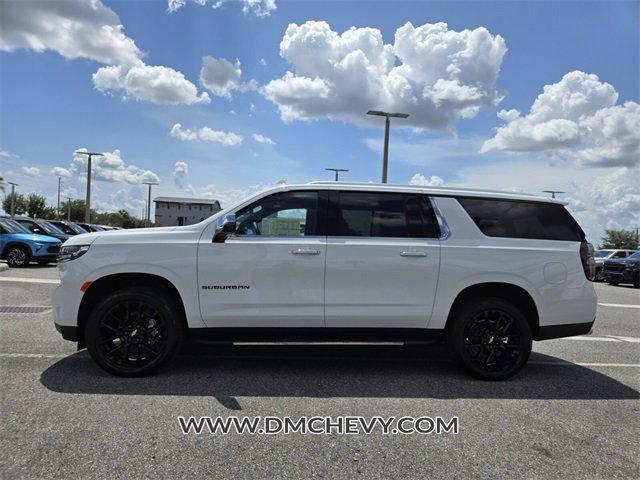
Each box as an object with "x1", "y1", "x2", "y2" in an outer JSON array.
[
  {"x1": 598, "y1": 302, "x2": 640, "y2": 309},
  {"x1": 0, "y1": 277, "x2": 60, "y2": 285}
]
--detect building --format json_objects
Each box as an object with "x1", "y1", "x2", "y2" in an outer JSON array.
[{"x1": 153, "y1": 196, "x2": 221, "y2": 226}]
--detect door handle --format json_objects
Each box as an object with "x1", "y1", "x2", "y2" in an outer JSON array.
[
  {"x1": 291, "y1": 248, "x2": 321, "y2": 255},
  {"x1": 400, "y1": 251, "x2": 427, "y2": 257}
]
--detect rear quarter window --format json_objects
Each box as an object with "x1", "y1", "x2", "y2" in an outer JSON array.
[{"x1": 457, "y1": 197, "x2": 584, "y2": 242}]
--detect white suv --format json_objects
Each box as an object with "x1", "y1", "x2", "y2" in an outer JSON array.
[{"x1": 53, "y1": 183, "x2": 597, "y2": 380}]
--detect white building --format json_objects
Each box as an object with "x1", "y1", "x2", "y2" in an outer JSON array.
[{"x1": 153, "y1": 196, "x2": 222, "y2": 226}]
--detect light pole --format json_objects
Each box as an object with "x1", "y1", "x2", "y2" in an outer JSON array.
[
  {"x1": 66, "y1": 197, "x2": 73, "y2": 221},
  {"x1": 543, "y1": 190, "x2": 565, "y2": 199},
  {"x1": 366, "y1": 110, "x2": 409, "y2": 183},
  {"x1": 74, "y1": 151, "x2": 104, "y2": 223},
  {"x1": 142, "y1": 182, "x2": 158, "y2": 227},
  {"x1": 325, "y1": 168, "x2": 349, "y2": 181},
  {"x1": 8, "y1": 182, "x2": 18, "y2": 217},
  {"x1": 56, "y1": 177, "x2": 62, "y2": 218}
]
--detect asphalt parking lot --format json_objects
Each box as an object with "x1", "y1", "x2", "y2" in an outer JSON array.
[{"x1": 1, "y1": 264, "x2": 638, "y2": 479}]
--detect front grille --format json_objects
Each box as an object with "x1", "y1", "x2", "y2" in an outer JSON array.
[
  {"x1": 604, "y1": 264, "x2": 625, "y2": 272},
  {"x1": 47, "y1": 245, "x2": 60, "y2": 253}
]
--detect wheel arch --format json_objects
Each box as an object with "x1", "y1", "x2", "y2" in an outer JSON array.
[
  {"x1": 77, "y1": 272, "x2": 188, "y2": 349},
  {"x1": 444, "y1": 282, "x2": 541, "y2": 339},
  {"x1": 1, "y1": 241, "x2": 32, "y2": 259}
]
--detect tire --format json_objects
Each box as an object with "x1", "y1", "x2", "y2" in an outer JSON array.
[
  {"x1": 447, "y1": 297, "x2": 532, "y2": 381},
  {"x1": 6, "y1": 245, "x2": 30, "y2": 268},
  {"x1": 608, "y1": 281, "x2": 618, "y2": 286},
  {"x1": 594, "y1": 268, "x2": 603, "y2": 282},
  {"x1": 633, "y1": 272, "x2": 639, "y2": 289},
  {"x1": 85, "y1": 286, "x2": 184, "y2": 376}
]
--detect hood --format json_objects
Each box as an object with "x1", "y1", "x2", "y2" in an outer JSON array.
[
  {"x1": 8, "y1": 233, "x2": 62, "y2": 244},
  {"x1": 605, "y1": 258, "x2": 639, "y2": 265},
  {"x1": 63, "y1": 225, "x2": 188, "y2": 246}
]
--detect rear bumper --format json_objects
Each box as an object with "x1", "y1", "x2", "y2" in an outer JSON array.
[
  {"x1": 536, "y1": 319, "x2": 595, "y2": 340},
  {"x1": 55, "y1": 323, "x2": 79, "y2": 342}
]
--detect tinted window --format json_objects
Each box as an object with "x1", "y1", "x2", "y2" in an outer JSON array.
[
  {"x1": 331, "y1": 192, "x2": 440, "y2": 238},
  {"x1": 457, "y1": 198, "x2": 584, "y2": 241},
  {"x1": 612, "y1": 251, "x2": 627, "y2": 258},
  {"x1": 235, "y1": 191, "x2": 319, "y2": 237}
]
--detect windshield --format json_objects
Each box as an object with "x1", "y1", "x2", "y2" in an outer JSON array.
[
  {"x1": 69, "y1": 223, "x2": 88, "y2": 234},
  {"x1": 594, "y1": 250, "x2": 613, "y2": 258},
  {"x1": 37, "y1": 220, "x2": 65, "y2": 235},
  {"x1": 629, "y1": 252, "x2": 640, "y2": 260},
  {"x1": 0, "y1": 219, "x2": 30, "y2": 234}
]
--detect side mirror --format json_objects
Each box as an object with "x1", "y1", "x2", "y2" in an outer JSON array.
[{"x1": 213, "y1": 213, "x2": 237, "y2": 243}]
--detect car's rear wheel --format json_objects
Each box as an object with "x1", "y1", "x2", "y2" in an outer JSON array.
[
  {"x1": 85, "y1": 286, "x2": 184, "y2": 376},
  {"x1": 633, "y1": 272, "x2": 639, "y2": 289},
  {"x1": 447, "y1": 297, "x2": 532, "y2": 380},
  {"x1": 6, "y1": 245, "x2": 30, "y2": 268}
]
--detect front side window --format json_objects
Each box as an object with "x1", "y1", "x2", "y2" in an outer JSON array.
[
  {"x1": 235, "y1": 191, "x2": 319, "y2": 237},
  {"x1": 331, "y1": 191, "x2": 440, "y2": 238}
]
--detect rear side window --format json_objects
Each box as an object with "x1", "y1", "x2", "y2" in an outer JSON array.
[
  {"x1": 457, "y1": 198, "x2": 584, "y2": 241},
  {"x1": 331, "y1": 191, "x2": 440, "y2": 238}
]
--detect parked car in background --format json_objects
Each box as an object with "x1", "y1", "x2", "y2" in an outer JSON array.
[
  {"x1": 593, "y1": 249, "x2": 637, "y2": 281},
  {"x1": 0, "y1": 218, "x2": 62, "y2": 267},
  {"x1": 8, "y1": 216, "x2": 71, "y2": 243},
  {"x1": 602, "y1": 251, "x2": 640, "y2": 288},
  {"x1": 76, "y1": 223, "x2": 105, "y2": 232},
  {"x1": 48, "y1": 220, "x2": 90, "y2": 236}
]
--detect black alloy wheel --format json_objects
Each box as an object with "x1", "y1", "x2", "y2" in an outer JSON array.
[
  {"x1": 85, "y1": 287, "x2": 183, "y2": 376},
  {"x1": 448, "y1": 297, "x2": 532, "y2": 380},
  {"x1": 7, "y1": 246, "x2": 29, "y2": 267}
]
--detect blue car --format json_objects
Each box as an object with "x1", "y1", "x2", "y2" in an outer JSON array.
[
  {"x1": 602, "y1": 251, "x2": 640, "y2": 288},
  {"x1": 0, "y1": 218, "x2": 62, "y2": 267}
]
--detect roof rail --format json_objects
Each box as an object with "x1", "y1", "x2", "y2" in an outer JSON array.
[{"x1": 307, "y1": 181, "x2": 537, "y2": 197}]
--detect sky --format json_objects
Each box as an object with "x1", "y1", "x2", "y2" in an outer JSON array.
[{"x1": 1, "y1": 0, "x2": 638, "y2": 243}]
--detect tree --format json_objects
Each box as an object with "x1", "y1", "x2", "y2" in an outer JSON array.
[
  {"x1": 599, "y1": 229, "x2": 639, "y2": 250},
  {"x1": 25, "y1": 193, "x2": 56, "y2": 219},
  {"x1": 60, "y1": 199, "x2": 96, "y2": 223},
  {"x1": 0, "y1": 175, "x2": 5, "y2": 193},
  {"x1": 2, "y1": 192, "x2": 27, "y2": 215}
]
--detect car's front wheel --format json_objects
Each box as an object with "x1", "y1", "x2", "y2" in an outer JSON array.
[
  {"x1": 6, "y1": 245, "x2": 30, "y2": 267},
  {"x1": 447, "y1": 297, "x2": 532, "y2": 380},
  {"x1": 633, "y1": 272, "x2": 639, "y2": 289},
  {"x1": 85, "y1": 286, "x2": 184, "y2": 376}
]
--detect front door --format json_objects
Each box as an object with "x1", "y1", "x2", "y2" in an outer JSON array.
[
  {"x1": 197, "y1": 189, "x2": 327, "y2": 328},
  {"x1": 324, "y1": 191, "x2": 441, "y2": 329}
]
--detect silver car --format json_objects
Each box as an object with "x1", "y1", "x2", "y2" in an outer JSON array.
[{"x1": 594, "y1": 249, "x2": 638, "y2": 281}]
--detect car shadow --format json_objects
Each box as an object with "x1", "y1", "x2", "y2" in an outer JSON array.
[{"x1": 40, "y1": 345, "x2": 639, "y2": 409}]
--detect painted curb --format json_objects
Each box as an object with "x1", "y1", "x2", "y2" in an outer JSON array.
[{"x1": 0, "y1": 263, "x2": 8, "y2": 273}]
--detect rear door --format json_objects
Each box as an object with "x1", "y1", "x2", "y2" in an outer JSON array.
[{"x1": 324, "y1": 190, "x2": 441, "y2": 328}]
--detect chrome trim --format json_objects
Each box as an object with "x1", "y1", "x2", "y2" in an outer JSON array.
[{"x1": 429, "y1": 197, "x2": 451, "y2": 241}]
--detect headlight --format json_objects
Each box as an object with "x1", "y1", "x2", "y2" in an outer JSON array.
[
  {"x1": 58, "y1": 245, "x2": 90, "y2": 262},
  {"x1": 34, "y1": 243, "x2": 44, "y2": 252},
  {"x1": 624, "y1": 264, "x2": 635, "y2": 270}
]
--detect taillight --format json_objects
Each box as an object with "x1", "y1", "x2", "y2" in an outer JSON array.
[{"x1": 580, "y1": 242, "x2": 595, "y2": 281}]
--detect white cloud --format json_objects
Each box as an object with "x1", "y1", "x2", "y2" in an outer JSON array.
[
  {"x1": 70, "y1": 148, "x2": 160, "y2": 185},
  {"x1": 51, "y1": 167, "x2": 72, "y2": 177},
  {"x1": 263, "y1": 21, "x2": 506, "y2": 129},
  {"x1": 173, "y1": 161, "x2": 188, "y2": 188},
  {"x1": 168, "y1": 0, "x2": 276, "y2": 17},
  {"x1": 199, "y1": 56, "x2": 256, "y2": 99},
  {"x1": 0, "y1": 0, "x2": 141, "y2": 66},
  {"x1": 185, "y1": 181, "x2": 273, "y2": 208},
  {"x1": 252, "y1": 133, "x2": 275, "y2": 145},
  {"x1": 1, "y1": 0, "x2": 208, "y2": 106},
  {"x1": 93, "y1": 64, "x2": 210, "y2": 105},
  {"x1": 0, "y1": 150, "x2": 19, "y2": 159},
  {"x1": 21, "y1": 166, "x2": 40, "y2": 177},
  {"x1": 409, "y1": 173, "x2": 444, "y2": 186},
  {"x1": 170, "y1": 123, "x2": 243, "y2": 146},
  {"x1": 481, "y1": 71, "x2": 640, "y2": 167}
]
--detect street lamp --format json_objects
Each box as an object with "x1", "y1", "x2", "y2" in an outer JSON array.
[
  {"x1": 366, "y1": 110, "x2": 409, "y2": 183},
  {"x1": 74, "y1": 151, "x2": 104, "y2": 223},
  {"x1": 66, "y1": 197, "x2": 73, "y2": 221},
  {"x1": 8, "y1": 182, "x2": 18, "y2": 217},
  {"x1": 142, "y1": 182, "x2": 159, "y2": 227},
  {"x1": 543, "y1": 190, "x2": 565, "y2": 199},
  {"x1": 325, "y1": 168, "x2": 349, "y2": 181}
]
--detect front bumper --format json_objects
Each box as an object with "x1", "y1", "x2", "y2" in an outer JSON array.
[
  {"x1": 603, "y1": 270, "x2": 634, "y2": 283},
  {"x1": 32, "y1": 254, "x2": 58, "y2": 263},
  {"x1": 55, "y1": 323, "x2": 79, "y2": 342}
]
